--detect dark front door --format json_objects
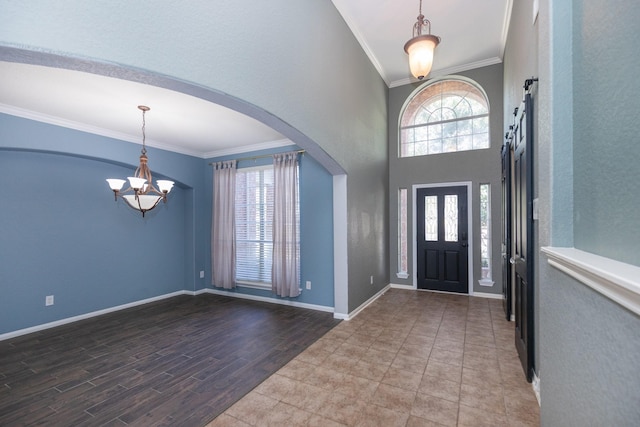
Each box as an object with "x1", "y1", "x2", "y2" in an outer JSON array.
[
  {"x1": 512, "y1": 94, "x2": 534, "y2": 382},
  {"x1": 416, "y1": 186, "x2": 468, "y2": 293},
  {"x1": 501, "y1": 139, "x2": 512, "y2": 321}
]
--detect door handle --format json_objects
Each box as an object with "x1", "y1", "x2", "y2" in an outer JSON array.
[
  {"x1": 461, "y1": 243, "x2": 468, "y2": 248},
  {"x1": 510, "y1": 257, "x2": 518, "y2": 264}
]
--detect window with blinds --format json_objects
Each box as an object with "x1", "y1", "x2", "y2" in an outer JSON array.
[{"x1": 235, "y1": 166, "x2": 275, "y2": 285}]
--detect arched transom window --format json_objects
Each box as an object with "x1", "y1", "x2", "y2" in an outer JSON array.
[{"x1": 399, "y1": 79, "x2": 490, "y2": 158}]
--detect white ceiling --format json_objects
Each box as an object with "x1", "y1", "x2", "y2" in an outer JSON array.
[{"x1": 0, "y1": 1, "x2": 512, "y2": 158}]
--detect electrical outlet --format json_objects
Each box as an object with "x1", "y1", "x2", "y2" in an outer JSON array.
[
  {"x1": 306, "y1": 281, "x2": 311, "y2": 290},
  {"x1": 370, "y1": 275, "x2": 374, "y2": 285},
  {"x1": 199, "y1": 270, "x2": 204, "y2": 279},
  {"x1": 45, "y1": 295, "x2": 54, "y2": 306}
]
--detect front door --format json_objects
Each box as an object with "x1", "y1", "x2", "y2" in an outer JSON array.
[
  {"x1": 416, "y1": 186, "x2": 468, "y2": 293},
  {"x1": 512, "y1": 94, "x2": 534, "y2": 382}
]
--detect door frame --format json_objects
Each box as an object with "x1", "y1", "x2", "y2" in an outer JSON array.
[{"x1": 412, "y1": 181, "x2": 474, "y2": 294}]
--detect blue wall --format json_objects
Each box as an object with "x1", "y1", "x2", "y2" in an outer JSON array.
[
  {"x1": 205, "y1": 147, "x2": 335, "y2": 309},
  {"x1": 0, "y1": 113, "x2": 207, "y2": 335},
  {"x1": 0, "y1": 113, "x2": 335, "y2": 335}
]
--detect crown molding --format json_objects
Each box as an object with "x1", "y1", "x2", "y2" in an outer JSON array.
[
  {"x1": 331, "y1": 0, "x2": 390, "y2": 87},
  {"x1": 389, "y1": 57, "x2": 503, "y2": 88},
  {"x1": 0, "y1": 103, "x2": 293, "y2": 159},
  {"x1": 0, "y1": 103, "x2": 206, "y2": 157},
  {"x1": 203, "y1": 139, "x2": 295, "y2": 159}
]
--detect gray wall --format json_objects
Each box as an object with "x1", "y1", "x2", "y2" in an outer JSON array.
[
  {"x1": 510, "y1": 0, "x2": 640, "y2": 425},
  {"x1": 388, "y1": 64, "x2": 504, "y2": 295},
  {"x1": 0, "y1": 1, "x2": 389, "y2": 314}
]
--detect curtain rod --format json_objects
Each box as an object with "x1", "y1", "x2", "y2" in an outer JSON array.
[{"x1": 208, "y1": 149, "x2": 305, "y2": 166}]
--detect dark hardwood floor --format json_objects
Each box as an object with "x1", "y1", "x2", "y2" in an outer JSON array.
[{"x1": 0, "y1": 294, "x2": 340, "y2": 426}]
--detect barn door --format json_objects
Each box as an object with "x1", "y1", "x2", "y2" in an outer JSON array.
[
  {"x1": 512, "y1": 93, "x2": 534, "y2": 382},
  {"x1": 501, "y1": 139, "x2": 512, "y2": 321}
]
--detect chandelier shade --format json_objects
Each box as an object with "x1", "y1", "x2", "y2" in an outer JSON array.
[
  {"x1": 404, "y1": 0, "x2": 441, "y2": 80},
  {"x1": 106, "y1": 105, "x2": 174, "y2": 217}
]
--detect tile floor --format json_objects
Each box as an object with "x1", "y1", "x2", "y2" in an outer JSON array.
[{"x1": 206, "y1": 289, "x2": 540, "y2": 426}]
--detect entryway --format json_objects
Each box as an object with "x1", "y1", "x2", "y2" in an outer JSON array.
[{"x1": 415, "y1": 184, "x2": 470, "y2": 294}]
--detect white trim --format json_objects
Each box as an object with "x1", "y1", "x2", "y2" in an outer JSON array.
[
  {"x1": 337, "y1": 285, "x2": 391, "y2": 321},
  {"x1": 532, "y1": 372, "x2": 541, "y2": 406},
  {"x1": 333, "y1": 175, "x2": 349, "y2": 318},
  {"x1": 389, "y1": 57, "x2": 503, "y2": 88},
  {"x1": 396, "y1": 272, "x2": 409, "y2": 279},
  {"x1": 390, "y1": 283, "x2": 414, "y2": 290},
  {"x1": 331, "y1": 0, "x2": 389, "y2": 86},
  {"x1": 203, "y1": 139, "x2": 295, "y2": 159},
  {"x1": 0, "y1": 290, "x2": 188, "y2": 341},
  {"x1": 203, "y1": 288, "x2": 334, "y2": 313},
  {"x1": 0, "y1": 103, "x2": 295, "y2": 159},
  {"x1": 501, "y1": 0, "x2": 514, "y2": 59},
  {"x1": 541, "y1": 247, "x2": 640, "y2": 316},
  {"x1": 412, "y1": 182, "x2": 474, "y2": 295},
  {"x1": 472, "y1": 291, "x2": 503, "y2": 300}
]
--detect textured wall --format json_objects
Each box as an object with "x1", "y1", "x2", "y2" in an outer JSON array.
[
  {"x1": 533, "y1": 0, "x2": 640, "y2": 424},
  {"x1": 572, "y1": 1, "x2": 640, "y2": 267},
  {"x1": 388, "y1": 64, "x2": 504, "y2": 295},
  {"x1": 0, "y1": 0, "x2": 389, "y2": 314}
]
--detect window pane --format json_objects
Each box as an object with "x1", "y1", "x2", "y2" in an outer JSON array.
[
  {"x1": 458, "y1": 135, "x2": 473, "y2": 151},
  {"x1": 425, "y1": 196, "x2": 438, "y2": 241},
  {"x1": 235, "y1": 167, "x2": 274, "y2": 283},
  {"x1": 399, "y1": 79, "x2": 490, "y2": 158},
  {"x1": 473, "y1": 133, "x2": 489, "y2": 149},
  {"x1": 428, "y1": 123, "x2": 442, "y2": 140},
  {"x1": 442, "y1": 121, "x2": 457, "y2": 138},
  {"x1": 443, "y1": 137, "x2": 457, "y2": 153},
  {"x1": 473, "y1": 116, "x2": 489, "y2": 133},
  {"x1": 428, "y1": 139, "x2": 443, "y2": 154},
  {"x1": 398, "y1": 189, "x2": 408, "y2": 273},
  {"x1": 444, "y1": 195, "x2": 458, "y2": 242},
  {"x1": 480, "y1": 184, "x2": 492, "y2": 279},
  {"x1": 454, "y1": 99, "x2": 472, "y2": 117},
  {"x1": 457, "y1": 118, "x2": 473, "y2": 136}
]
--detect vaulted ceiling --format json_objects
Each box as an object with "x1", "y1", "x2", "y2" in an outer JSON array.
[{"x1": 0, "y1": 1, "x2": 512, "y2": 158}]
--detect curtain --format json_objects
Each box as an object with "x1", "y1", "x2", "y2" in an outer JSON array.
[
  {"x1": 272, "y1": 152, "x2": 300, "y2": 297},
  {"x1": 212, "y1": 160, "x2": 236, "y2": 289}
]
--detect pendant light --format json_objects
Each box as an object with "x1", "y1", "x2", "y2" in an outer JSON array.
[{"x1": 404, "y1": 0, "x2": 441, "y2": 80}]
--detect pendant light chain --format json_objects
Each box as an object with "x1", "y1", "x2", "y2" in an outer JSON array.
[{"x1": 141, "y1": 107, "x2": 147, "y2": 155}]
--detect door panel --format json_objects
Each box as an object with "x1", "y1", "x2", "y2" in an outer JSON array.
[
  {"x1": 416, "y1": 186, "x2": 468, "y2": 293},
  {"x1": 501, "y1": 137, "x2": 512, "y2": 320},
  {"x1": 512, "y1": 94, "x2": 534, "y2": 382}
]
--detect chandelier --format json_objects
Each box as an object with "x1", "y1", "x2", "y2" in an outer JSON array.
[
  {"x1": 404, "y1": 0, "x2": 441, "y2": 80},
  {"x1": 106, "y1": 105, "x2": 174, "y2": 217}
]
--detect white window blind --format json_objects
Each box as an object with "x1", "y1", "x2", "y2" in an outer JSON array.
[{"x1": 235, "y1": 166, "x2": 274, "y2": 284}]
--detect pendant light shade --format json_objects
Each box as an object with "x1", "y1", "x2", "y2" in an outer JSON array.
[{"x1": 404, "y1": 0, "x2": 441, "y2": 80}]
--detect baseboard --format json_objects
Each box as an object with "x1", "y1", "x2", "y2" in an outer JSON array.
[
  {"x1": 0, "y1": 290, "x2": 189, "y2": 341},
  {"x1": 338, "y1": 284, "x2": 391, "y2": 321},
  {"x1": 390, "y1": 283, "x2": 415, "y2": 290},
  {"x1": 532, "y1": 371, "x2": 541, "y2": 406},
  {"x1": 203, "y1": 288, "x2": 334, "y2": 314},
  {"x1": 472, "y1": 291, "x2": 503, "y2": 300}
]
